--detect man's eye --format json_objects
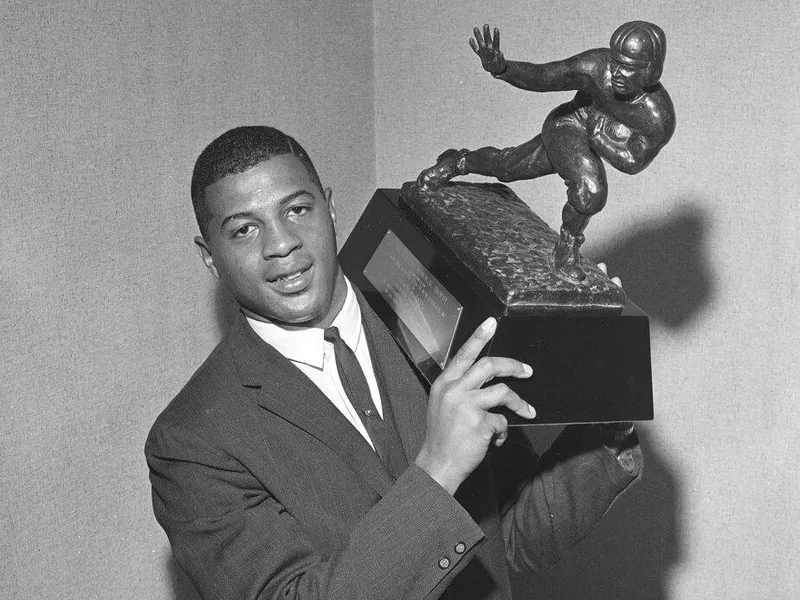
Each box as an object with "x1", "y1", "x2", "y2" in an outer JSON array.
[
  {"x1": 288, "y1": 205, "x2": 311, "y2": 217},
  {"x1": 232, "y1": 224, "x2": 256, "y2": 238}
]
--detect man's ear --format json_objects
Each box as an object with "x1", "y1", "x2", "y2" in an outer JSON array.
[
  {"x1": 324, "y1": 187, "x2": 337, "y2": 233},
  {"x1": 194, "y1": 236, "x2": 220, "y2": 279}
]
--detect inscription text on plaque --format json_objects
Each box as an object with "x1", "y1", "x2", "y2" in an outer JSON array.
[{"x1": 363, "y1": 230, "x2": 463, "y2": 369}]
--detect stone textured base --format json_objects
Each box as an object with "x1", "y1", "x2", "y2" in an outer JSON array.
[{"x1": 400, "y1": 181, "x2": 625, "y2": 315}]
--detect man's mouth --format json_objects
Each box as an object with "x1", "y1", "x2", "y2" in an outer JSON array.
[
  {"x1": 269, "y1": 265, "x2": 313, "y2": 292},
  {"x1": 275, "y1": 269, "x2": 305, "y2": 282}
]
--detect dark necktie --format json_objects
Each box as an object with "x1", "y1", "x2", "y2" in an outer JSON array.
[{"x1": 324, "y1": 326, "x2": 407, "y2": 478}]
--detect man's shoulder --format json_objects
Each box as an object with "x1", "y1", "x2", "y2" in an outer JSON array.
[
  {"x1": 147, "y1": 332, "x2": 243, "y2": 443},
  {"x1": 176, "y1": 337, "x2": 238, "y2": 402}
]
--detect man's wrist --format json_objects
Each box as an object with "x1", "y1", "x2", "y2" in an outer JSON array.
[{"x1": 414, "y1": 452, "x2": 460, "y2": 496}]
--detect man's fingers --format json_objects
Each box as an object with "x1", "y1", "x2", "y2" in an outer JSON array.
[
  {"x1": 490, "y1": 413, "x2": 509, "y2": 447},
  {"x1": 473, "y1": 27, "x2": 485, "y2": 48},
  {"x1": 444, "y1": 317, "x2": 497, "y2": 379},
  {"x1": 493, "y1": 27, "x2": 500, "y2": 50},
  {"x1": 483, "y1": 24, "x2": 491, "y2": 47},
  {"x1": 462, "y1": 355, "x2": 532, "y2": 389},
  {"x1": 479, "y1": 383, "x2": 536, "y2": 420},
  {"x1": 469, "y1": 38, "x2": 479, "y2": 54},
  {"x1": 597, "y1": 262, "x2": 622, "y2": 287}
]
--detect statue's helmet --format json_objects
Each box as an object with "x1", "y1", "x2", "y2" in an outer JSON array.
[{"x1": 609, "y1": 21, "x2": 666, "y2": 86}]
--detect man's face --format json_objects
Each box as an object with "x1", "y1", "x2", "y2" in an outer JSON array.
[
  {"x1": 610, "y1": 60, "x2": 648, "y2": 96},
  {"x1": 195, "y1": 154, "x2": 346, "y2": 328}
]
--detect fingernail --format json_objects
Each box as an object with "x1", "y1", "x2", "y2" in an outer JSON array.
[
  {"x1": 522, "y1": 363, "x2": 533, "y2": 376},
  {"x1": 481, "y1": 317, "x2": 496, "y2": 332},
  {"x1": 527, "y1": 404, "x2": 537, "y2": 418}
]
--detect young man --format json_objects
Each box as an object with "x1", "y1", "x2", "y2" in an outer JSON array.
[{"x1": 146, "y1": 126, "x2": 642, "y2": 599}]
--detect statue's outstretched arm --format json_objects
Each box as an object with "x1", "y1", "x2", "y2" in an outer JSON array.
[
  {"x1": 469, "y1": 25, "x2": 597, "y2": 94},
  {"x1": 494, "y1": 54, "x2": 595, "y2": 94}
]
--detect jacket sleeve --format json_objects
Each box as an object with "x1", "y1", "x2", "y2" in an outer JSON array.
[
  {"x1": 495, "y1": 425, "x2": 643, "y2": 572},
  {"x1": 146, "y1": 422, "x2": 485, "y2": 600}
]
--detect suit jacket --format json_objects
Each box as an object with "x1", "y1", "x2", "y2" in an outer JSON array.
[{"x1": 146, "y1": 296, "x2": 641, "y2": 600}]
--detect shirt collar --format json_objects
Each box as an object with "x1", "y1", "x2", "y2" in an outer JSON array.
[{"x1": 245, "y1": 278, "x2": 362, "y2": 370}]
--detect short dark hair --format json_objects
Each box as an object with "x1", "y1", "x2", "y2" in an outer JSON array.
[{"x1": 190, "y1": 126, "x2": 322, "y2": 239}]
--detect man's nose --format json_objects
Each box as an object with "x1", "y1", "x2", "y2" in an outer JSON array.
[{"x1": 261, "y1": 222, "x2": 302, "y2": 258}]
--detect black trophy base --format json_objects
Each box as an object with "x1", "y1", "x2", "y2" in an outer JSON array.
[
  {"x1": 339, "y1": 189, "x2": 653, "y2": 425},
  {"x1": 489, "y1": 305, "x2": 652, "y2": 425}
]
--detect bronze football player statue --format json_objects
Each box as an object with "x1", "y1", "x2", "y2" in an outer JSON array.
[{"x1": 418, "y1": 22, "x2": 676, "y2": 281}]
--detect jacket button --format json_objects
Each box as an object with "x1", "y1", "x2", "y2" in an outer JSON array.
[
  {"x1": 438, "y1": 557, "x2": 451, "y2": 569},
  {"x1": 454, "y1": 542, "x2": 466, "y2": 554}
]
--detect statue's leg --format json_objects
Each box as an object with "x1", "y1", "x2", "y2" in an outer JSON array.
[
  {"x1": 464, "y1": 135, "x2": 555, "y2": 182},
  {"x1": 416, "y1": 135, "x2": 554, "y2": 192},
  {"x1": 544, "y1": 126, "x2": 608, "y2": 281}
]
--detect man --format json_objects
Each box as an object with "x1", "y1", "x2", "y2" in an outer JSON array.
[
  {"x1": 146, "y1": 126, "x2": 642, "y2": 599},
  {"x1": 420, "y1": 22, "x2": 676, "y2": 281}
]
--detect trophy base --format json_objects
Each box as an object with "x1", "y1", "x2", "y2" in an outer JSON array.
[
  {"x1": 489, "y1": 305, "x2": 652, "y2": 425},
  {"x1": 400, "y1": 181, "x2": 626, "y2": 315},
  {"x1": 339, "y1": 188, "x2": 653, "y2": 425}
]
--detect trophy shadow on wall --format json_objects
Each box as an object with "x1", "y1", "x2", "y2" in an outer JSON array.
[{"x1": 589, "y1": 200, "x2": 713, "y2": 329}]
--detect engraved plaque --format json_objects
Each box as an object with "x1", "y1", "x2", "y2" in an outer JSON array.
[{"x1": 364, "y1": 230, "x2": 463, "y2": 369}]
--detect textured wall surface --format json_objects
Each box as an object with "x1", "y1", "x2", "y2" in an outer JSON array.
[
  {"x1": 373, "y1": 1, "x2": 798, "y2": 599},
  {"x1": 0, "y1": 2, "x2": 374, "y2": 598}
]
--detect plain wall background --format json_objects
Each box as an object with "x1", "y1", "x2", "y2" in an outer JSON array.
[{"x1": 1, "y1": 1, "x2": 797, "y2": 599}]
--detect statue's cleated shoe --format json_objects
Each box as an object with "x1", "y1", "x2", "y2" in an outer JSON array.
[{"x1": 553, "y1": 229, "x2": 587, "y2": 282}]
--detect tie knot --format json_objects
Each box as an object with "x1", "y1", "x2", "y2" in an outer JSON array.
[{"x1": 324, "y1": 326, "x2": 342, "y2": 344}]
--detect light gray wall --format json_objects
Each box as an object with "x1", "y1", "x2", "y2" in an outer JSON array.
[
  {"x1": 0, "y1": 2, "x2": 374, "y2": 598},
  {"x1": 373, "y1": 1, "x2": 797, "y2": 599}
]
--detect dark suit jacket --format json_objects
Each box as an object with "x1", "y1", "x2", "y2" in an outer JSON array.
[{"x1": 146, "y1": 297, "x2": 641, "y2": 599}]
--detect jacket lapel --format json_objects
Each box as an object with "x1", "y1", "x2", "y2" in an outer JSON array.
[{"x1": 227, "y1": 313, "x2": 395, "y2": 497}]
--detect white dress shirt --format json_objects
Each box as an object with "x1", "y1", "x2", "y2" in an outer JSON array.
[{"x1": 246, "y1": 279, "x2": 383, "y2": 449}]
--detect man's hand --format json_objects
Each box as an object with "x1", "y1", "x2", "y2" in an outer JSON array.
[
  {"x1": 469, "y1": 24, "x2": 507, "y2": 77},
  {"x1": 415, "y1": 317, "x2": 535, "y2": 495},
  {"x1": 597, "y1": 262, "x2": 622, "y2": 288}
]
